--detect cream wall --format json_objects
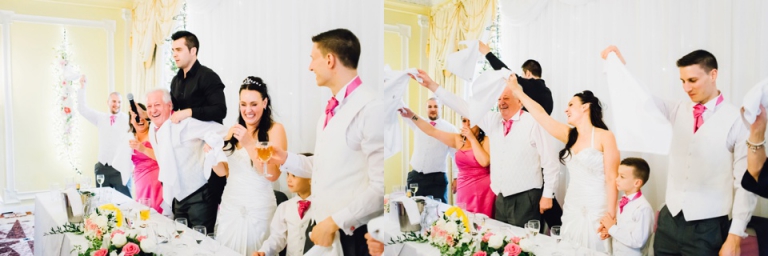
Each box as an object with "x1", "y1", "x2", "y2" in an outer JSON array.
[
  {"x1": 384, "y1": 1, "x2": 441, "y2": 195},
  {"x1": 0, "y1": 0, "x2": 131, "y2": 206}
]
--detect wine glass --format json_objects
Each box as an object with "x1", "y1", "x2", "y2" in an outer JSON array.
[
  {"x1": 138, "y1": 199, "x2": 152, "y2": 221},
  {"x1": 527, "y1": 219, "x2": 540, "y2": 238},
  {"x1": 551, "y1": 225, "x2": 561, "y2": 244},
  {"x1": 256, "y1": 141, "x2": 273, "y2": 178},
  {"x1": 96, "y1": 174, "x2": 105, "y2": 188},
  {"x1": 409, "y1": 183, "x2": 419, "y2": 197},
  {"x1": 192, "y1": 225, "x2": 207, "y2": 244},
  {"x1": 175, "y1": 218, "x2": 188, "y2": 237}
]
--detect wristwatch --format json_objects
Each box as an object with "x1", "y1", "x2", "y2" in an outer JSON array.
[{"x1": 412, "y1": 116, "x2": 418, "y2": 121}]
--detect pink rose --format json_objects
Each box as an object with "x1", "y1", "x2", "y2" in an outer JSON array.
[
  {"x1": 510, "y1": 236, "x2": 521, "y2": 244},
  {"x1": 472, "y1": 252, "x2": 487, "y2": 256},
  {"x1": 505, "y1": 243, "x2": 522, "y2": 256},
  {"x1": 136, "y1": 235, "x2": 146, "y2": 242},
  {"x1": 482, "y1": 232, "x2": 494, "y2": 242},
  {"x1": 446, "y1": 235, "x2": 454, "y2": 246},
  {"x1": 121, "y1": 242, "x2": 140, "y2": 256},
  {"x1": 92, "y1": 248, "x2": 108, "y2": 256},
  {"x1": 110, "y1": 229, "x2": 125, "y2": 239}
]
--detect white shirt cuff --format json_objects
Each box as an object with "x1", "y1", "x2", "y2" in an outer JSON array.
[
  {"x1": 331, "y1": 209, "x2": 358, "y2": 236},
  {"x1": 729, "y1": 218, "x2": 750, "y2": 238},
  {"x1": 542, "y1": 187, "x2": 555, "y2": 198}
]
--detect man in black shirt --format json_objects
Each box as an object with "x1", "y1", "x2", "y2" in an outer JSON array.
[
  {"x1": 478, "y1": 41, "x2": 562, "y2": 229},
  {"x1": 169, "y1": 30, "x2": 228, "y2": 207}
]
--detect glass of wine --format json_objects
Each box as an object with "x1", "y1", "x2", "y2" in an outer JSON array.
[
  {"x1": 192, "y1": 225, "x2": 207, "y2": 244},
  {"x1": 551, "y1": 225, "x2": 561, "y2": 244},
  {"x1": 175, "y1": 218, "x2": 188, "y2": 238},
  {"x1": 527, "y1": 219, "x2": 540, "y2": 243},
  {"x1": 138, "y1": 199, "x2": 152, "y2": 221},
  {"x1": 256, "y1": 141, "x2": 273, "y2": 178},
  {"x1": 409, "y1": 183, "x2": 419, "y2": 197},
  {"x1": 96, "y1": 174, "x2": 105, "y2": 188}
]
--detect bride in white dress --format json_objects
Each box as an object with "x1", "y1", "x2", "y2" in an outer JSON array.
[
  {"x1": 212, "y1": 77, "x2": 287, "y2": 255},
  {"x1": 508, "y1": 78, "x2": 619, "y2": 253}
]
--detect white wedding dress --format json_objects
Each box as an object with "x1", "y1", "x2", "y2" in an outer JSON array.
[
  {"x1": 215, "y1": 147, "x2": 277, "y2": 255},
  {"x1": 560, "y1": 128, "x2": 611, "y2": 253}
]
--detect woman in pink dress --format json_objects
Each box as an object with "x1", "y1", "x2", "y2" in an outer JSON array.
[
  {"x1": 398, "y1": 108, "x2": 495, "y2": 217},
  {"x1": 127, "y1": 103, "x2": 163, "y2": 213}
]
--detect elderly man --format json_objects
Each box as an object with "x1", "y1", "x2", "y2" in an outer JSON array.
[{"x1": 146, "y1": 88, "x2": 227, "y2": 231}]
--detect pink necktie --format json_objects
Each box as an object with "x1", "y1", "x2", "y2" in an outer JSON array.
[
  {"x1": 110, "y1": 115, "x2": 116, "y2": 126},
  {"x1": 503, "y1": 119, "x2": 514, "y2": 136},
  {"x1": 324, "y1": 97, "x2": 339, "y2": 129},
  {"x1": 430, "y1": 121, "x2": 436, "y2": 126},
  {"x1": 297, "y1": 200, "x2": 311, "y2": 219},
  {"x1": 619, "y1": 191, "x2": 642, "y2": 213},
  {"x1": 693, "y1": 104, "x2": 706, "y2": 133}
]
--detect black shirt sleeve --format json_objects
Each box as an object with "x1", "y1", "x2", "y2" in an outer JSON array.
[
  {"x1": 742, "y1": 160, "x2": 768, "y2": 198},
  {"x1": 191, "y1": 72, "x2": 227, "y2": 123},
  {"x1": 485, "y1": 52, "x2": 509, "y2": 71}
]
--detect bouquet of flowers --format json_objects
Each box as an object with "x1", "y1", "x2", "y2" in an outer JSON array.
[
  {"x1": 47, "y1": 204, "x2": 158, "y2": 256},
  {"x1": 475, "y1": 231, "x2": 535, "y2": 256}
]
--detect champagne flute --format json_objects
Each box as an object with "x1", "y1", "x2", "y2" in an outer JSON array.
[
  {"x1": 192, "y1": 225, "x2": 207, "y2": 244},
  {"x1": 551, "y1": 225, "x2": 561, "y2": 244},
  {"x1": 96, "y1": 174, "x2": 105, "y2": 188},
  {"x1": 256, "y1": 141, "x2": 273, "y2": 178},
  {"x1": 527, "y1": 219, "x2": 540, "y2": 238}
]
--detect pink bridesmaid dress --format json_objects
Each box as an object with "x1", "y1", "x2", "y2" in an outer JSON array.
[
  {"x1": 454, "y1": 148, "x2": 495, "y2": 217},
  {"x1": 131, "y1": 141, "x2": 164, "y2": 213}
]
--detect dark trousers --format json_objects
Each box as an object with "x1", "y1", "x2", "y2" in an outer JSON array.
[
  {"x1": 94, "y1": 162, "x2": 131, "y2": 198},
  {"x1": 304, "y1": 221, "x2": 370, "y2": 256},
  {"x1": 654, "y1": 206, "x2": 730, "y2": 256},
  {"x1": 406, "y1": 170, "x2": 448, "y2": 203},
  {"x1": 206, "y1": 170, "x2": 226, "y2": 205},
  {"x1": 172, "y1": 184, "x2": 219, "y2": 232},
  {"x1": 748, "y1": 216, "x2": 768, "y2": 256},
  {"x1": 494, "y1": 189, "x2": 542, "y2": 231},
  {"x1": 542, "y1": 197, "x2": 563, "y2": 229}
]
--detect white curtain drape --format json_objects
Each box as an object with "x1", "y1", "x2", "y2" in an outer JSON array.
[
  {"x1": 130, "y1": 0, "x2": 184, "y2": 100},
  {"x1": 499, "y1": 0, "x2": 768, "y2": 215},
  {"x1": 185, "y1": 0, "x2": 383, "y2": 195}
]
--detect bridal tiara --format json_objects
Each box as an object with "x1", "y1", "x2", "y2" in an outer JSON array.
[{"x1": 243, "y1": 77, "x2": 264, "y2": 86}]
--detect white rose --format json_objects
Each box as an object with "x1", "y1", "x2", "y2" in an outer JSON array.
[
  {"x1": 140, "y1": 237, "x2": 157, "y2": 253},
  {"x1": 444, "y1": 222, "x2": 459, "y2": 235},
  {"x1": 109, "y1": 251, "x2": 118, "y2": 256},
  {"x1": 519, "y1": 238, "x2": 535, "y2": 252},
  {"x1": 488, "y1": 234, "x2": 504, "y2": 249},
  {"x1": 93, "y1": 215, "x2": 108, "y2": 229},
  {"x1": 436, "y1": 218, "x2": 447, "y2": 227},
  {"x1": 111, "y1": 233, "x2": 127, "y2": 248},
  {"x1": 491, "y1": 252, "x2": 500, "y2": 256},
  {"x1": 460, "y1": 234, "x2": 473, "y2": 245},
  {"x1": 118, "y1": 252, "x2": 125, "y2": 256}
]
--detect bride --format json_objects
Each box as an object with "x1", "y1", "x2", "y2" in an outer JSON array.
[
  {"x1": 212, "y1": 76, "x2": 286, "y2": 255},
  {"x1": 508, "y1": 78, "x2": 618, "y2": 253}
]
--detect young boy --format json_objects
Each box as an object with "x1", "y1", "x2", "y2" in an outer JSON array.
[
  {"x1": 600, "y1": 157, "x2": 655, "y2": 256},
  {"x1": 255, "y1": 172, "x2": 313, "y2": 256}
]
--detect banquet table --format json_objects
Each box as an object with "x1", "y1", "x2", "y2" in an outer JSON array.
[
  {"x1": 376, "y1": 200, "x2": 609, "y2": 256},
  {"x1": 34, "y1": 187, "x2": 239, "y2": 256}
]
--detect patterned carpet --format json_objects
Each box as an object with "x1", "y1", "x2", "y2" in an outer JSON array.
[{"x1": 0, "y1": 213, "x2": 34, "y2": 256}]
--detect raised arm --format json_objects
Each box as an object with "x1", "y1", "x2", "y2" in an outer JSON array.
[
  {"x1": 399, "y1": 107, "x2": 462, "y2": 149},
  {"x1": 508, "y1": 76, "x2": 570, "y2": 143},
  {"x1": 411, "y1": 69, "x2": 470, "y2": 118},
  {"x1": 76, "y1": 75, "x2": 103, "y2": 125},
  {"x1": 479, "y1": 41, "x2": 509, "y2": 71}
]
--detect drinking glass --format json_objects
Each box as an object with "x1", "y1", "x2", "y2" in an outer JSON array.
[
  {"x1": 175, "y1": 218, "x2": 188, "y2": 237},
  {"x1": 138, "y1": 199, "x2": 152, "y2": 221},
  {"x1": 96, "y1": 174, "x2": 105, "y2": 188},
  {"x1": 409, "y1": 183, "x2": 419, "y2": 197},
  {"x1": 527, "y1": 220, "x2": 540, "y2": 242},
  {"x1": 551, "y1": 225, "x2": 561, "y2": 244},
  {"x1": 257, "y1": 141, "x2": 273, "y2": 177},
  {"x1": 192, "y1": 225, "x2": 207, "y2": 244}
]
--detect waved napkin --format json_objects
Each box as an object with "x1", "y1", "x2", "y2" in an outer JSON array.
[
  {"x1": 383, "y1": 66, "x2": 419, "y2": 158},
  {"x1": 467, "y1": 69, "x2": 513, "y2": 124},
  {"x1": 390, "y1": 196, "x2": 421, "y2": 225},
  {"x1": 65, "y1": 188, "x2": 84, "y2": 218},
  {"x1": 111, "y1": 133, "x2": 136, "y2": 185},
  {"x1": 446, "y1": 40, "x2": 482, "y2": 81},
  {"x1": 202, "y1": 130, "x2": 227, "y2": 180},
  {"x1": 604, "y1": 52, "x2": 673, "y2": 154},
  {"x1": 304, "y1": 232, "x2": 342, "y2": 256},
  {"x1": 742, "y1": 78, "x2": 768, "y2": 125}
]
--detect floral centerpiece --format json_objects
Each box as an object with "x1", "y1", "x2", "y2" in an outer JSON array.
[
  {"x1": 390, "y1": 206, "x2": 535, "y2": 256},
  {"x1": 47, "y1": 204, "x2": 158, "y2": 256}
]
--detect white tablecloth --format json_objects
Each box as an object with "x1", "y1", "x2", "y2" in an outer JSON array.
[
  {"x1": 34, "y1": 188, "x2": 239, "y2": 256},
  {"x1": 377, "y1": 201, "x2": 608, "y2": 256}
]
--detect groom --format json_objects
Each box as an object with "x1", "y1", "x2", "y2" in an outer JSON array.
[
  {"x1": 146, "y1": 88, "x2": 227, "y2": 231},
  {"x1": 270, "y1": 28, "x2": 384, "y2": 255}
]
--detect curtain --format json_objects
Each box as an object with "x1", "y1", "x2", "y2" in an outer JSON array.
[
  {"x1": 428, "y1": 0, "x2": 496, "y2": 125},
  {"x1": 498, "y1": 0, "x2": 768, "y2": 215},
  {"x1": 185, "y1": 0, "x2": 383, "y2": 195},
  {"x1": 129, "y1": 0, "x2": 184, "y2": 101}
]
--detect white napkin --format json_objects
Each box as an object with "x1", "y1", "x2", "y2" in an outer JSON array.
[
  {"x1": 202, "y1": 131, "x2": 227, "y2": 180},
  {"x1": 446, "y1": 40, "x2": 482, "y2": 81},
  {"x1": 742, "y1": 78, "x2": 768, "y2": 125},
  {"x1": 63, "y1": 64, "x2": 81, "y2": 81},
  {"x1": 382, "y1": 66, "x2": 419, "y2": 158},
  {"x1": 467, "y1": 69, "x2": 513, "y2": 124},
  {"x1": 390, "y1": 197, "x2": 420, "y2": 225},
  {"x1": 604, "y1": 52, "x2": 673, "y2": 155},
  {"x1": 65, "y1": 188, "x2": 83, "y2": 218},
  {"x1": 304, "y1": 232, "x2": 342, "y2": 256},
  {"x1": 111, "y1": 132, "x2": 136, "y2": 185}
]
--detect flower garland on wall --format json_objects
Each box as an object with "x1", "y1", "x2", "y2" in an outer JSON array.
[{"x1": 53, "y1": 29, "x2": 82, "y2": 175}]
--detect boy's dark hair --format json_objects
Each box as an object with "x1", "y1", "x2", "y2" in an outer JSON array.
[{"x1": 621, "y1": 157, "x2": 650, "y2": 186}]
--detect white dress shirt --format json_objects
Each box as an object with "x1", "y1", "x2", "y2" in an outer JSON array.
[
  {"x1": 148, "y1": 118, "x2": 226, "y2": 202},
  {"x1": 434, "y1": 87, "x2": 559, "y2": 198},
  {"x1": 281, "y1": 77, "x2": 384, "y2": 236},
  {"x1": 405, "y1": 118, "x2": 457, "y2": 175},
  {"x1": 260, "y1": 195, "x2": 314, "y2": 256},
  {"x1": 652, "y1": 93, "x2": 755, "y2": 237},
  {"x1": 77, "y1": 88, "x2": 128, "y2": 165},
  {"x1": 608, "y1": 193, "x2": 654, "y2": 256}
]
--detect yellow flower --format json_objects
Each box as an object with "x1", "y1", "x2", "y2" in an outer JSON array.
[
  {"x1": 98, "y1": 203, "x2": 123, "y2": 227},
  {"x1": 444, "y1": 206, "x2": 470, "y2": 232}
]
